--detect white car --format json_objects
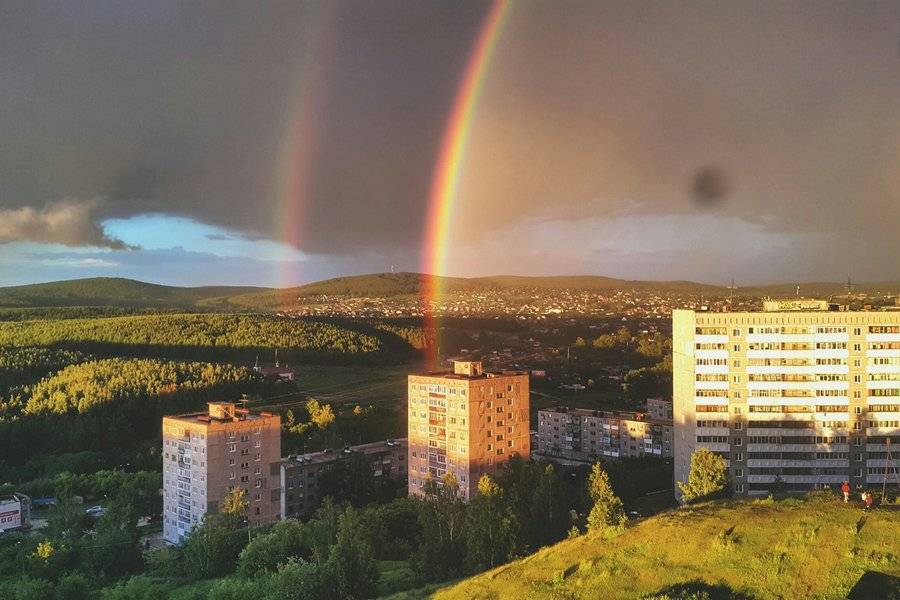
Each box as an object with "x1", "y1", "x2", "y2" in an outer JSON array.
[{"x1": 85, "y1": 506, "x2": 104, "y2": 517}]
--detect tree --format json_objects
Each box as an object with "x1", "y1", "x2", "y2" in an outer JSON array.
[
  {"x1": 55, "y1": 574, "x2": 91, "y2": 600},
  {"x1": 678, "y1": 448, "x2": 729, "y2": 503},
  {"x1": 414, "y1": 472, "x2": 467, "y2": 582},
  {"x1": 326, "y1": 507, "x2": 378, "y2": 600},
  {"x1": 586, "y1": 462, "x2": 626, "y2": 532},
  {"x1": 32, "y1": 541, "x2": 54, "y2": 561},
  {"x1": 464, "y1": 475, "x2": 519, "y2": 572},
  {"x1": 270, "y1": 558, "x2": 326, "y2": 600},
  {"x1": 221, "y1": 487, "x2": 248, "y2": 521},
  {"x1": 237, "y1": 519, "x2": 309, "y2": 577},
  {"x1": 306, "y1": 399, "x2": 336, "y2": 429}
]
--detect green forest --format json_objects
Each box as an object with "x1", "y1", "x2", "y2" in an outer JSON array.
[{"x1": 0, "y1": 314, "x2": 389, "y2": 360}]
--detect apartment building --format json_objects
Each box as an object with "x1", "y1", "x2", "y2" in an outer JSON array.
[
  {"x1": 0, "y1": 493, "x2": 30, "y2": 533},
  {"x1": 537, "y1": 404, "x2": 673, "y2": 462},
  {"x1": 408, "y1": 361, "x2": 530, "y2": 500},
  {"x1": 281, "y1": 438, "x2": 407, "y2": 519},
  {"x1": 647, "y1": 397, "x2": 674, "y2": 420},
  {"x1": 162, "y1": 402, "x2": 281, "y2": 544},
  {"x1": 673, "y1": 301, "x2": 900, "y2": 499}
]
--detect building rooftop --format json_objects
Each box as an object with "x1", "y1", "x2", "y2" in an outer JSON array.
[
  {"x1": 165, "y1": 401, "x2": 276, "y2": 425},
  {"x1": 282, "y1": 438, "x2": 407, "y2": 467},
  {"x1": 539, "y1": 405, "x2": 672, "y2": 426},
  {"x1": 689, "y1": 299, "x2": 900, "y2": 314}
]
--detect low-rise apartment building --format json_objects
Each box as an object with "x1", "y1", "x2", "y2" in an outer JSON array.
[
  {"x1": 281, "y1": 438, "x2": 407, "y2": 519},
  {"x1": 162, "y1": 402, "x2": 281, "y2": 545},
  {"x1": 0, "y1": 493, "x2": 30, "y2": 533},
  {"x1": 537, "y1": 404, "x2": 674, "y2": 462}
]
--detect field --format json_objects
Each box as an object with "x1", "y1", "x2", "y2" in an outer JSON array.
[{"x1": 390, "y1": 496, "x2": 900, "y2": 600}]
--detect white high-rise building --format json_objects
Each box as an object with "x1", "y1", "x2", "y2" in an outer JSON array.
[{"x1": 673, "y1": 301, "x2": 900, "y2": 499}]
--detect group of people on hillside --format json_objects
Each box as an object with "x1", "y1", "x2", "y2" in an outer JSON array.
[{"x1": 841, "y1": 481, "x2": 875, "y2": 510}]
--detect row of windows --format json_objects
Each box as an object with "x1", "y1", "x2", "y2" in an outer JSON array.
[{"x1": 745, "y1": 452, "x2": 849, "y2": 460}]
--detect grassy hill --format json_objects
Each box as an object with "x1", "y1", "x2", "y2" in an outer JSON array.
[
  {"x1": 393, "y1": 497, "x2": 900, "y2": 600},
  {"x1": 0, "y1": 277, "x2": 268, "y2": 308}
]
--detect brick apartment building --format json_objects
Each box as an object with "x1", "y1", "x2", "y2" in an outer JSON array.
[
  {"x1": 408, "y1": 361, "x2": 530, "y2": 500},
  {"x1": 162, "y1": 402, "x2": 281, "y2": 544}
]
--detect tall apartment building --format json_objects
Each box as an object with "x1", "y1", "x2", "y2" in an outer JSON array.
[
  {"x1": 673, "y1": 301, "x2": 900, "y2": 499},
  {"x1": 163, "y1": 402, "x2": 281, "y2": 544},
  {"x1": 537, "y1": 405, "x2": 673, "y2": 462},
  {"x1": 408, "y1": 361, "x2": 530, "y2": 500},
  {"x1": 281, "y1": 438, "x2": 407, "y2": 519}
]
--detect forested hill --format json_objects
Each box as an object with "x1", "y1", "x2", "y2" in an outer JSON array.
[
  {"x1": 3, "y1": 274, "x2": 899, "y2": 310},
  {"x1": 0, "y1": 277, "x2": 268, "y2": 308}
]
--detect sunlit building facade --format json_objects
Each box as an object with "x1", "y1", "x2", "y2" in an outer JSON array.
[
  {"x1": 162, "y1": 402, "x2": 281, "y2": 544},
  {"x1": 408, "y1": 361, "x2": 530, "y2": 500},
  {"x1": 674, "y1": 302, "x2": 900, "y2": 499}
]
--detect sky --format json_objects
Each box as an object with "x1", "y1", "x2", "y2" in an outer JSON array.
[{"x1": 1, "y1": 1, "x2": 899, "y2": 288}]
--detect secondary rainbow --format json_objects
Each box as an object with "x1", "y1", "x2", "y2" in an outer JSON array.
[{"x1": 421, "y1": 0, "x2": 512, "y2": 360}]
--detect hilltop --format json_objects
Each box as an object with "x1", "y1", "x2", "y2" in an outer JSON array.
[
  {"x1": 2, "y1": 273, "x2": 898, "y2": 310},
  {"x1": 392, "y1": 497, "x2": 900, "y2": 600},
  {"x1": 0, "y1": 277, "x2": 268, "y2": 308}
]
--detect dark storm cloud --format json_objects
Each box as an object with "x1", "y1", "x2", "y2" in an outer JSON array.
[
  {"x1": 0, "y1": 1, "x2": 489, "y2": 253},
  {"x1": 0, "y1": 1, "x2": 898, "y2": 280}
]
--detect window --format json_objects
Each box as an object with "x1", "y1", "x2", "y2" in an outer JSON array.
[
  {"x1": 734, "y1": 468, "x2": 743, "y2": 477},
  {"x1": 733, "y1": 438, "x2": 742, "y2": 446}
]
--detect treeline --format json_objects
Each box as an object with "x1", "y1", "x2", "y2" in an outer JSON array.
[
  {"x1": 0, "y1": 313, "x2": 396, "y2": 363},
  {"x1": 0, "y1": 347, "x2": 90, "y2": 392},
  {"x1": 0, "y1": 456, "x2": 670, "y2": 599},
  {"x1": 0, "y1": 306, "x2": 175, "y2": 321},
  {"x1": 0, "y1": 358, "x2": 274, "y2": 477}
]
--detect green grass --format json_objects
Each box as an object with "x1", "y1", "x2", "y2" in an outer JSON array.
[{"x1": 416, "y1": 497, "x2": 900, "y2": 600}]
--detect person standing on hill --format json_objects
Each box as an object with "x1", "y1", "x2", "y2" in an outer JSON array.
[{"x1": 841, "y1": 481, "x2": 850, "y2": 503}]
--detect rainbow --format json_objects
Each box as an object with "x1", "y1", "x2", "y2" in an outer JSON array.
[
  {"x1": 421, "y1": 0, "x2": 512, "y2": 362},
  {"x1": 274, "y1": 6, "x2": 338, "y2": 296}
]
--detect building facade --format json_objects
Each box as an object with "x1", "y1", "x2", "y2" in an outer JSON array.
[
  {"x1": 408, "y1": 361, "x2": 530, "y2": 500},
  {"x1": 537, "y1": 406, "x2": 673, "y2": 462},
  {"x1": 163, "y1": 402, "x2": 281, "y2": 544},
  {"x1": 281, "y1": 438, "x2": 407, "y2": 519},
  {"x1": 0, "y1": 494, "x2": 30, "y2": 533},
  {"x1": 673, "y1": 303, "x2": 900, "y2": 499},
  {"x1": 647, "y1": 397, "x2": 674, "y2": 421}
]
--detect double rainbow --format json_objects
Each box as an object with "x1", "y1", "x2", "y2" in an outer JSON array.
[{"x1": 421, "y1": 0, "x2": 512, "y2": 362}]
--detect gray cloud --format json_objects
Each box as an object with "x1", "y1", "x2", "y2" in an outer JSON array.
[
  {"x1": 0, "y1": 200, "x2": 129, "y2": 249},
  {"x1": 0, "y1": 2, "x2": 897, "y2": 281}
]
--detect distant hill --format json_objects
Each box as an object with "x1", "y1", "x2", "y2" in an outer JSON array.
[
  {"x1": 0, "y1": 277, "x2": 269, "y2": 308},
  {"x1": 394, "y1": 497, "x2": 900, "y2": 600},
  {"x1": 224, "y1": 272, "x2": 729, "y2": 309},
  {"x1": 1, "y1": 273, "x2": 897, "y2": 310}
]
